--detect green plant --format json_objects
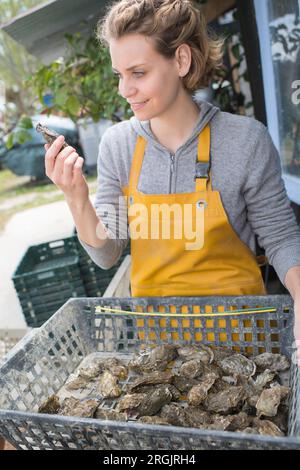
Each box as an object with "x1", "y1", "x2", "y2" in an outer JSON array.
[{"x1": 6, "y1": 32, "x2": 132, "y2": 149}]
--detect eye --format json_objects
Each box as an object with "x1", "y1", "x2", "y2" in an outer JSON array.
[{"x1": 113, "y1": 72, "x2": 144, "y2": 78}]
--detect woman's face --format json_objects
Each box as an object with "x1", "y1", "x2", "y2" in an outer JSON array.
[{"x1": 109, "y1": 33, "x2": 185, "y2": 119}]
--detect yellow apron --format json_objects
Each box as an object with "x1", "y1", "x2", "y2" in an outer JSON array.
[{"x1": 122, "y1": 124, "x2": 267, "y2": 297}]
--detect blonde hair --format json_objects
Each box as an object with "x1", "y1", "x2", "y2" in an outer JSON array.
[{"x1": 96, "y1": 0, "x2": 224, "y2": 94}]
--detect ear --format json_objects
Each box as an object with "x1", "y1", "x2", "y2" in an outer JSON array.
[{"x1": 175, "y1": 43, "x2": 192, "y2": 78}]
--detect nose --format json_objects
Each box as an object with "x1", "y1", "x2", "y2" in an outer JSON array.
[{"x1": 118, "y1": 77, "x2": 137, "y2": 100}]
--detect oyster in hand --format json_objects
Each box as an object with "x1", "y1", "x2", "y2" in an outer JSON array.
[
  {"x1": 36, "y1": 123, "x2": 68, "y2": 148},
  {"x1": 129, "y1": 345, "x2": 178, "y2": 372},
  {"x1": 98, "y1": 370, "x2": 122, "y2": 398}
]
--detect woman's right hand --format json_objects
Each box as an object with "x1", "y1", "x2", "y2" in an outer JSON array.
[{"x1": 44, "y1": 135, "x2": 89, "y2": 205}]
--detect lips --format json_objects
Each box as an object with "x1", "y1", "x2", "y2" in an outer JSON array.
[{"x1": 130, "y1": 100, "x2": 149, "y2": 111}]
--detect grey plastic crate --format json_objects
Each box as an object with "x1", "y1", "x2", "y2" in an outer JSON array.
[{"x1": 0, "y1": 295, "x2": 299, "y2": 450}]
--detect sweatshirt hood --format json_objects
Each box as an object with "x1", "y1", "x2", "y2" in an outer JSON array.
[{"x1": 129, "y1": 96, "x2": 220, "y2": 153}]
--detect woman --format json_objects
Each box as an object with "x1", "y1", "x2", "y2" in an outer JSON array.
[{"x1": 44, "y1": 0, "x2": 300, "y2": 364}]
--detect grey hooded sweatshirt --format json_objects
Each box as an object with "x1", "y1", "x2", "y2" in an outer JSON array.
[{"x1": 78, "y1": 97, "x2": 300, "y2": 287}]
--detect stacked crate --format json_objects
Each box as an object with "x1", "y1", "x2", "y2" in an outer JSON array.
[{"x1": 12, "y1": 236, "x2": 130, "y2": 328}]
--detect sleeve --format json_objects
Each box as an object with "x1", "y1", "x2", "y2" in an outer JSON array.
[
  {"x1": 77, "y1": 128, "x2": 129, "y2": 269},
  {"x1": 243, "y1": 124, "x2": 300, "y2": 286}
]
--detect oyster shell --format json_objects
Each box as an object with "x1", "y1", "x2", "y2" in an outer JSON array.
[
  {"x1": 59, "y1": 397, "x2": 99, "y2": 418},
  {"x1": 256, "y1": 387, "x2": 282, "y2": 418},
  {"x1": 94, "y1": 408, "x2": 127, "y2": 421},
  {"x1": 177, "y1": 344, "x2": 214, "y2": 364},
  {"x1": 226, "y1": 412, "x2": 252, "y2": 431},
  {"x1": 253, "y1": 369, "x2": 276, "y2": 390},
  {"x1": 129, "y1": 345, "x2": 178, "y2": 372},
  {"x1": 65, "y1": 375, "x2": 91, "y2": 391},
  {"x1": 172, "y1": 374, "x2": 201, "y2": 393},
  {"x1": 105, "y1": 358, "x2": 128, "y2": 380},
  {"x1": 208, "y1": 415, "x2": 235, "y2": 431},
  {"x1": 126, "y1": 370, "x2": 174, "y2": 393},
  {"x1": 38, "y1": 394, "x2": 60, "y2": 414},
  {"x1": 187, "y1": 372, "x2": 218, "y2": 406},
  {"x1": 36, "y1": 123, "x2": 69, "y2": 148},
  {"x1": 219, "y1": 354, "x2": 256, "y2": 378},
  {"x1": 253, "y1": 353, "x2": 290, "y2": 372},
  {"x1": 78, "y1": 359, "x2": 104, "y2": 379},
  {"x1": 138, "y1": 416, "x2": 170, "y2": 426},
  {"x1": 160, "y1": 403, "x2": 190, "y2": 427},
  {"x1": 180, "y1": 359, "x2": 205, "y2": 379},
  {"x1": 253, "y1": 418, "x2": 285, "y2": 437},
  {"x1": 185, "y1": 407, "x2": 212, "y2": 428},
  {"x1": 98, "y1": 370, "x2": 122, "y2": 398},
  {"x1": 204, "y1": 385, "x2": 245, "y2": 414},
  {"x1": 117, "y1": 385, "x2": 172, "y2": 418}
]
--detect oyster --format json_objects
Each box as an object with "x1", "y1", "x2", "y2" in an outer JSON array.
[
  {"x1": 212, "y1": 346, "x2": 237, "y2": 362},
  {"x1": 226, "y1": 412, "x2": 252, "y2": 431},
  {"x1": 177, "y1": 344, "x2": 214, "y2": 364},
  {"x1": 253, "y1": 353, "x2": 290, "y2": 372},
  {"x1": 98, "y1": 370, "x2": 122, "y2": 398},
  {"x1": 105, "y1": 358, "x2": 128, "y2": 380},
  {"x1": 172, "y1": 374, "x2": 201, "y2": 393},
  {"x1": 160, "y1": 403, "x2": 190, "y2": 427},
  {"x1": 95, "y1": 408, "x2": 127, "y2": 421},
  {"x1": 65, "y1": 375, "x2": 91, "y2": 391},
  {"x1": 219, "y1": 354, "x2": 256, "y2": 378},
  {"x1": 208, "y1": 415, "x2": 235, "y2": 431},
  {"x1": 36, "y1": 123, "x2": 68, "y2": 148},
  {"x1": 187, "y1": 372, "x2": 218, "y2": 406},
  {"x1": 185, "y1": 407, "x2": 212, "y2": 428},
  {"x1": 38, "y1": 394, "x2": 60, "y2": 414},
  {"x1": 138, "y1": 416, "x2": 170, "y2": 426},
  {"x1": 59, "y1": 397, "x2": 99, "y2": 418},
  {"x1": 253, "y1": 369, "x2": 276, "y2": 390},
  {"x1": 117, "y1": 385, "x2": 172, "y2": 418},
  {"x1": 204, "y1": 386, "x2": 245, "y2": 414},
  {"x1": 126, "y1": 370, "x2": 174, "y2": 393},
  {"x1": 252, "y1": 418, "x2": 284, "y2": 437},
  {"x1": 180, "y1": 359, "x2": 205, "y2": 379},
  {"x1": 129, "y1": 345, "x2": 178, "y2": 372},
  {"x1": 256, "y1": 387, "x2": 282, "y2": 418},
  {"x1": 78, "y1": 359, "x2": 104, "y2": 379}
]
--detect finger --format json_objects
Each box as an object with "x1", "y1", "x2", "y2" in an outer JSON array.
[
  {"x1": 45, "y1": 135, "x2": 65, "y2": 174},
  {"x1": 73, "y1": 157, "x2": 84, "y2": 182},
  {"x1": 63, "y1": 152, "x2": 79, "y2": 182},
  {"x1": 52, "y1": 146, "x2": 76, "y2": 180}
]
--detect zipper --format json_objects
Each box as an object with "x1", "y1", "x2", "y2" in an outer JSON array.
[{"x1": 169, "y1": 153, "x2": 175, "y2": 193}]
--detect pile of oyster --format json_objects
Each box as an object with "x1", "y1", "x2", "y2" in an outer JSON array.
[{"x1": 38, "y1": 345, "x2": 290, "y2": 437}]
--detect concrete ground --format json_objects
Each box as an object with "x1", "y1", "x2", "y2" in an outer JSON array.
[{"x1": 0, "y1": 196, "x2": 94, "y2": 330}]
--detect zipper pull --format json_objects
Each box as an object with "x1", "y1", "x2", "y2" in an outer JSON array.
[{"x1": 170, "y1": 153, "x2": 175, "y2": 172}]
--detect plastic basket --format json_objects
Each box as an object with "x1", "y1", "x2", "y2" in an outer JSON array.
[
  {"x1": 74, "y1": 236, "x2": 130, "y2": 297},
  {"x1": 0, "y1": 295, "x2": 299, "y2": 450},
  {"x1": 12, "y1": 239, "x2": 85, "y2": 327}
]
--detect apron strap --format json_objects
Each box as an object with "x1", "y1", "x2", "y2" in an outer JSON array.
[
  {"x1": 195, "y1": 124, "x2": 212, "y2": 192},
  {"x1": 128, "y1": 135, "x2": 147, "y2": 193}
]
